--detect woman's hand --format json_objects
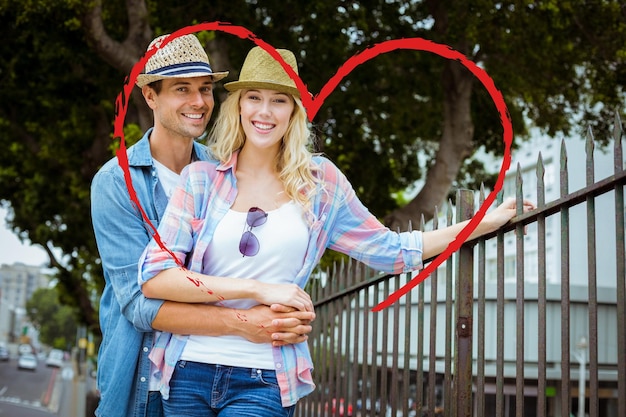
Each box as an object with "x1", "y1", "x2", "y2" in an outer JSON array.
[
  {"x1": 481, "y1": 197, "x2": 535, "y2": 234},
  {"x1": 255, "y1": 282, "x2": 314, "y2": 312}
]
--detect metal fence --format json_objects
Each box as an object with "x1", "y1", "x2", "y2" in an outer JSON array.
[{"x1": 296, "y1": 113, "x2": 625, "y2": 417}]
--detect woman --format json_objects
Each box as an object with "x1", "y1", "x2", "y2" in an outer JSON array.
[{"x1": 139, "y1": 46, "x2": 534, "y2": 416}]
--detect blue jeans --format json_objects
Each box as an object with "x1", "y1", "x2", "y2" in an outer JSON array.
[
  {"x1": 163, "y1": 361, "x2": 296, "y2": 417},
  {"x1": 146, "y1": 391, "x2": 164, "y2": 417}
]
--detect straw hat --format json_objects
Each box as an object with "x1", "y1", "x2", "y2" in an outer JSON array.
[
  {"x1": 136, "y1": 34, "x2": 229, "y2": 88},
  {"x1": 224, "y1": 46, "x2": 300, "y2": 98}
]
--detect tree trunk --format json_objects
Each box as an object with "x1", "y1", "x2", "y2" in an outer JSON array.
[
  {"x1": 384, "y1": 60, "x2": 475, "y2": 231},
  {"x1": 47, "y1": 0, "x2": 156, "y2": 327}
]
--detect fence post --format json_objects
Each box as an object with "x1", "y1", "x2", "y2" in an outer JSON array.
[{"x1": 455, "y1": 189, "x2": 476, "y2": 417}]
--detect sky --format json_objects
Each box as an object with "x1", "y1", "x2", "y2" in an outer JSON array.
[{"x1": 0, "y1": 206, "x2": 49, "y2": 267}]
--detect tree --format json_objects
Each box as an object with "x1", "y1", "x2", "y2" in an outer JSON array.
[
  {"x1": 0, "y1": 0, "x2": 624, "y2": 326},
  {"x1": 26, "y1": 287, "x2": 78, "y2": 350}
]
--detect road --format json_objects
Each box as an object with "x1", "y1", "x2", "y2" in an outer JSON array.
[{"x1": 0, "y1": 354, "x2": 88, "y2": 417}]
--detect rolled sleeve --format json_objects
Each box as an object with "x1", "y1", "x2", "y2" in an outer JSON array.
[
  {"x1": 132, "y1": 292, "x2": 164, "y2": 331},
  {"x1": 399, "y1": 230, "x2": 423, "y2": 272}
]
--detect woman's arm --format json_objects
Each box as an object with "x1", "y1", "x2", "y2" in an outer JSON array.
[
  {"x1": 422, "y1": 197, "x2": 535, "y2": 259},
  {"x1": 152, "y1": 302, "x2": 314, "y2": 346},
  {"x1": 141, "y1": 267, "x2": 314, "y2": 312}
]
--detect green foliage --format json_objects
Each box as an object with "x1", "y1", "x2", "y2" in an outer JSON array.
[
  {"x1": 26, "y1": 287, "x2": 78, "y2": 350},
  {"x1": 1, "y1": 0, "x2": 624, "y2": 328},
  {"x1": 0, "y1": 0, "x2": 123, "y2": 327}
]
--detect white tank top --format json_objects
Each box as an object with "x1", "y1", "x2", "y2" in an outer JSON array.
[{"x1": 180, "y1": 201, "x2": 309, "y2": 369}]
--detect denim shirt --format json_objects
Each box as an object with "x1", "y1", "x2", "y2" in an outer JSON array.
[{"x1": 90, "y1": 128, "x2": 209, "y2": 417}]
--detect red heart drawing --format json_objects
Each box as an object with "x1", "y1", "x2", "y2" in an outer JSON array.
[{"x1": 113, "y1": 22, "x2": 512, "y2": 311}]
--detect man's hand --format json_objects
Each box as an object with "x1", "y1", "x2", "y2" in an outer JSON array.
[{"x1": 234, "y1": 304, "x2": 315, "y2": 347}]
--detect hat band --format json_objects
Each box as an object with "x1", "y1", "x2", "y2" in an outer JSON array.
[{"x1": 147, "y1": 61, "x2": 214, "y2": 77}]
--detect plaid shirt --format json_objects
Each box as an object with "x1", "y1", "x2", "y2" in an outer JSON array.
[{"x1": 139, "y1": 151, "x2": 424, "y2": 407}]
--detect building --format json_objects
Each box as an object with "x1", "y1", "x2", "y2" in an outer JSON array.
[{"x1": 0, "y1": 263, "x2": 50, "y2": 347}]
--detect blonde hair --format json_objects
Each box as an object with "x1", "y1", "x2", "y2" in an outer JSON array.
[{"x1": 208, "y1": 90, "x2": 320, "y2": 208}]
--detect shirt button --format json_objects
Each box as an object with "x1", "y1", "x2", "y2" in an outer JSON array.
[
  {"x1": 143, "y1": 347, "x2": 149, "y2": 352},
  {"x1": 275, "y1": 363, "x2": 282, "y2": 369},
  {"x1": 140, "y1": 377, "x2": 146, "y2": 382}
]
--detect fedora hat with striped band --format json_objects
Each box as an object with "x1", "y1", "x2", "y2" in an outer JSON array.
[{"x1": 136, "y1": 33, "x2": 229, "y2": 88}]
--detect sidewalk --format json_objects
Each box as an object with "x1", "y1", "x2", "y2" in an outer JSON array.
[{"x1": 52, "y1": 357, "x2": 89, "y2": 417}]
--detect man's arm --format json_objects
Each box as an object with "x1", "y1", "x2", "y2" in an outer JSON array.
[{"x1": 153, "y1": 302, "x2": 315, "y2": 346}]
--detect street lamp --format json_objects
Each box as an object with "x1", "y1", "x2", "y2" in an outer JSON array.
[{"x1": 573, "y1": 336, "x2": 588, "y2": 417}]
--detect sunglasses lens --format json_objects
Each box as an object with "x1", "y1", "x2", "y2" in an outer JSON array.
[
  {"x1": 239, "y1": 207, "x2": 267, "y2": 257},
  {"x1": 239, "y1": 230, "x2": 260, "y2": 257},
  {"x1": 247, "y1": 207, "x2": 267, "y2": 227}
]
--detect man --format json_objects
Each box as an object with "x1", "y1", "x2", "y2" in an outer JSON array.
[{"x1": 91, "y1": 33, "x2": 315, "y2": 417}]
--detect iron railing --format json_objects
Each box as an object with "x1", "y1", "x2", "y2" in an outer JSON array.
[{"x1": 296, "y1": 113, "x2": 625, "y2": 417}]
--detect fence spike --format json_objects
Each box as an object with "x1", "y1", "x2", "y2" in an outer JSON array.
[
  {"x1": 516, "y1": 162, "x2": 523, "y2": 211},
  {"x1": 346, "y1": 256, "x2": 353, "y2": 282},
  {"x1": 537, "y1": 152, "x2": 545, "y2": 208},
  {"x1": 324, "y1": 265, "x2": 330, "y2": 296},
  {"x1": 586, "y1": 125, "x2": 595, "y2": 186},
  {"x1": 560, "y1": 138, "x2": 569, "y2": 197},
  {"x1": 614, "y1": 110, "x2": 623, "y2": 174}
]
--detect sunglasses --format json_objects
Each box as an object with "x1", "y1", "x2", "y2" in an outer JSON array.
[{"x1": 239, "y1": 207, "x2": 268, "y2": 257}]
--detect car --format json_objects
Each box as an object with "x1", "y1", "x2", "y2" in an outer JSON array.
[
  {"x1": 324, "y1": 398, "x2": 353, "y2": 417},
  {"x1": 45, "y1": 349, "x2": 64, "y2": 367},
  {"x1": 0, "y1": 347, "x2": 9, "y2": 361},
  {"x1": 17, "y1": 353, "x2": 38, "y2": 371},
  {"x1": 18, "y1": 343, "x2": 34, "y2": 356}
]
